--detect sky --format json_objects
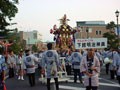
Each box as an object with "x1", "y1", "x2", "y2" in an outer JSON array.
[{"x1": 12, "y1": 0, "x2": 120, "y2": 42}]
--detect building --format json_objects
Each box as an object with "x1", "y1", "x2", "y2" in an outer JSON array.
[
  {"x1": 19, "y1": 31, "x2": 26, "y2": 41},
  {"x1": 19, "y1": 30, "x2": 42, "y2": 47},
  {"x1": 76, "y1": 21, "x2": 109, "y2": 39}
]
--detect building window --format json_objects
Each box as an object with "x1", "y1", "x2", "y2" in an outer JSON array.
[
  {"x1": 96, "y1": 30, "x2": 102, "y2": 35},
  {"x1": 99, "y1": 31, "x2": 101, "y2": 35},
  {"x1": 96, "y1": 31, "x2": 98, "y2": 35},
  {"x1": 86, "y1": 27, "x2": 92, "y2": 33},
  {"x1": 86, "y1": 29, "x2": 88, "y2": 33},
  {"x1": 89, "y1": 28, "x2": 92, "y2": 33}
]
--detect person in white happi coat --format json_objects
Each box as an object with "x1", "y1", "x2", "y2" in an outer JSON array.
[
  {"x1": 106, "y1": 48, "x2": 117, "y2": 79},
  {"x1": 103, "y1": 50, "x2": 110, "y2": 75},
  {"x1": 113, "y1": 46, "x2": 120, "y2": 84},
  {"x1": 95, "y1": 50, "x2": 103, "y2": 67},
  {"x1": 80, "y1": 49, "x2": 100, "y2": 90},
  {"x1": 23, "y1": 50, "x2": 38, "y2": 87},
  {"x1": 41, "y1": 43, "x2": 59, "y2": 90},
  {"x1": 69, "y1": 49, "x2": 83, "y2": 83}
]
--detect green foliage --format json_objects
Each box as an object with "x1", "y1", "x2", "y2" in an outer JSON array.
[
  {"x1": 32, "y1": 45, "x2": 38, "y2": 52},
  {"x1": 8, "y1": 28, "x2": 20, "y2": 42},
  {"x1": 19, "y1": 40, "x2": 26, "y2": 51},
  {"x1": 0, "y1": 0, "x2": 25, "y2": 55},
  {"x1": 104, "y1": 21, "x2": 119, "y2": 49},
  {"x1": 106, "y1": 21, "x2": 116, "y2": 31},
  {"x1": 0, "y1": 0, "x2": 19, "y2": 37},
  {"x1": 8, "y1": 29, "x2": 26, "y2": 55},
  {"x1": 9, "y1": 43, "x2": 21, "y2": 55},
  {"x1": 103, "y1": 31, "x2": 119, "y2": 49}
]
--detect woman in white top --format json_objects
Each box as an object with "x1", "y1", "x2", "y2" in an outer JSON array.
[{"x1": 17, "y1": 51, "x2": 25, "y2": 80}]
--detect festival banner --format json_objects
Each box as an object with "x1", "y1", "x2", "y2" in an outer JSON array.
[{"x1": 75, "y1": 38, "x2": 107, "y2": 49}]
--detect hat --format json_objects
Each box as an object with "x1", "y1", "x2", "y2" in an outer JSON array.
[{"x1": 118, "y1": 46, "x2": 120, "y2": 50}]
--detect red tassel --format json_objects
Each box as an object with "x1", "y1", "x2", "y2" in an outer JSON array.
[
  {"x1": 3, "y1": 85, "x2": 7, "y2": 90},
  {"x1": 50, "y1": 29, "x2": 53, "y2": 34}
]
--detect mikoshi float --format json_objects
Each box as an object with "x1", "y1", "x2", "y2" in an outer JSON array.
[{"x1": 50, "y1": 14, "x2": 78, "y2": 50}]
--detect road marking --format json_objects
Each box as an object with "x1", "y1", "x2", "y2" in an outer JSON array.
[
  {"x1": 68, "y1": 76, "x2": 118, "y2": 84},
  {"x1": 67, "y1": 79, "x2": 120, "y2": 88},
  {"x1": 59, "y1": 85, "x2": 85, "y2": 90},
  {"x1": 60, "y1": 85, "x2": 101, "y2": 90},
  {"x1": 99, "y1": 82, "x2": 120, "y2": 87},
  {"x1": 99, "y1": 78, "x2": 118, "y2": 84}
]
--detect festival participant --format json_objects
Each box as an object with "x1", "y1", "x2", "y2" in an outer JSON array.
[
  {"x1": 17, "y1": 51, "x2": 25, "y2": 80},
  {"x1": 69, "y1": 49, "x2": 83, "y2": 83},
  {"x1": 23, "y1": 50, "x2": 38, "y2": 87},
  {"x1": 80, "y1": 49, "x2": 100, "y2": 90},
  {"x1": 41, "y1": 43, "x2": 59, "y2": 90},
  {"x1": 65, "y1": 50, "x2": 72, "y2": 75},
  {"x1": 35, "y1": 50, "x2": 43, "y2": 77},
  {"x1": 0, "y1": 46, "x2": 7, "y2": 90},
  {"x1": 106, "y1": 48, "x2": 117, "y2": 79},
  {"x1": 95, "y1": 50, "x2": 103, "y2": 67},
  {"x1": 113, "y1": 46, "x2": 120, "y2": 84},
  {"x1": 104, "y1": 50, "x2": 110, "y2": 75},
  {"x1": 7, "y1": 50, "x2": 17, "y2": 78}
]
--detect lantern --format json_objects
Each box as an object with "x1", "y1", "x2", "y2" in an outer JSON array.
[{"x1": 50, "y1": 29, "x2": 53, "y2": 34}]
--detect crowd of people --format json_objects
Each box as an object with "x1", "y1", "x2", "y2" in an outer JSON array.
[{"x1": 0, "y1": 43, "x2": 120, "y2": 90}]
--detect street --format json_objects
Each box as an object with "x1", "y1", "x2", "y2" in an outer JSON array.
[{"x1": 5, "y1": 68, "x2": 120, "y2": 90}]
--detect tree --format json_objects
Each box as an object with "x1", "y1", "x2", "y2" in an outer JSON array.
[
  {"x1": 8, "y1": 43, "x2": 21, "y2": 55},
  {"x1": 106, "y1": 21, "x2": 116, "y2": 31},
  {"x1": 8, "y1": 29, "x2": 26, "y2": 55},
  {"x1": 0, "y1": 0, "x2": 19, "y2": 37},
  {"x1": 8, "y1": 28, "x2": 20, "y2": 43},
  {"x1": 103, "y1": 32, "x2": 118, "y2": 49},
  {"x1": 32, "y1": 45, "x2": 38, "y2": 52},
  {"x1": 104, "y1": 21, "x2": 119, "y2": 49}
]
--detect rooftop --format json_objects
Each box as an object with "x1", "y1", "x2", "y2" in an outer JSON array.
[{"x1": 77, "y1": 21, "x2": 106, "y2": 26}]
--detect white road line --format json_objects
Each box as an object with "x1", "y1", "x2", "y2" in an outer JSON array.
[
  {"x1": 68, "y1": 76, "x2": 118, "y2": 84},
  {"x1": 67, "y1": 79, "x2": 120, "y2": 88},
  {"x1": 99, "y1": 82, "x2": 120, "y2": 87},
  {"x1": 99, "y1": 78, "x2": 118, "y2": 84},
  {"x1": 59, "y1": 85, "x2": 85, "y2": 90},
  {"x1": 60, "y1": 85, "x2": 101, "y2": 90}
]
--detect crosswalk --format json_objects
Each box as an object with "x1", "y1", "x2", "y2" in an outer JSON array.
[
  {"x1": 58, "y1": 76, "x2": 120, "y2": 90},
  {"x1": 39, "y1": 75, "x2": 120, "y2": 90},
  {"x1": 59, "y1": 85, "x2": 85, "y2": 90}
]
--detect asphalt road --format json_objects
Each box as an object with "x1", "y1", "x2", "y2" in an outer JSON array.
[{"x1": 5, "y1": 68, "x2": 120, "y2": 90}]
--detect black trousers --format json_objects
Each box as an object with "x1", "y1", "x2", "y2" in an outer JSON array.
[
  {"x1": 110, "y1": 70, "x2": 116, "y2": 79},
  {"x1": 66, "y1": 65, "x2": 71, "y2": 75},
  {"x1": 117, "y1": 76, "x2": 120, "y2": 84},
  {"x1": 27, "y1": 73, "x2": 35, "y2": 87},
  {"x1": 0, "y1": 74, "x2": 3, "y2": 90},
  {"x1": 73, "y1": 69, "x2": 82, "y2": 82},
  {"x1": 9, "y1": 68, "x2": 14, "y2": 78},
  {"x1": 86, "y1": 86, "x2": 98, "y2": 90},
  {"x1": 47, "y1": 78, "x2": 59, "y2": 90},
  {"x1": 105, "y1": 63, "x2": 110, "y2": 75}
]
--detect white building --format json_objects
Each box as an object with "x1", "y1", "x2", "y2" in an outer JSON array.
[{"x1": 19, "y1": 30, "x2": 42, "y2": 45}]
